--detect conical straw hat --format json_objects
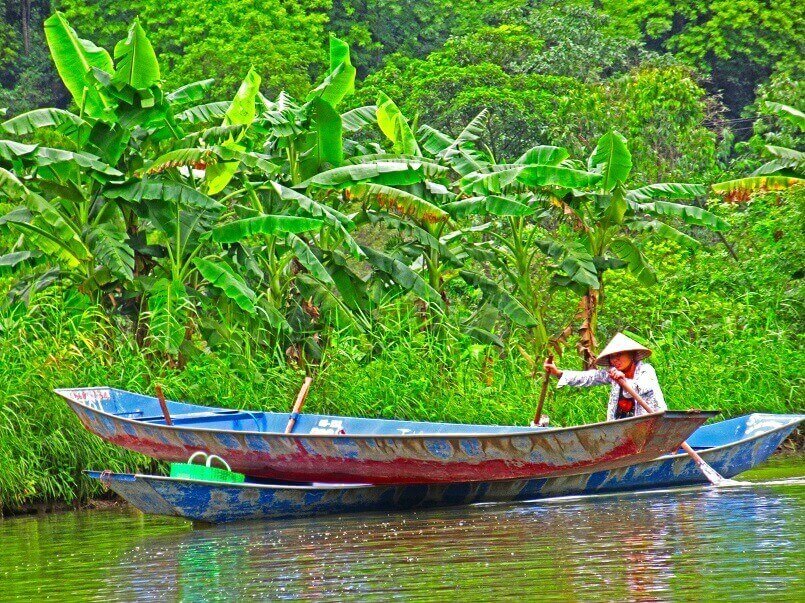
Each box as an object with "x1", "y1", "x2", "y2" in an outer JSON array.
[{"x1": 595, "y1": 333, "x2": 651, "y2": 367}]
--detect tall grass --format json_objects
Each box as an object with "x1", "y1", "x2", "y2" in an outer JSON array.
[{"x1": 1, "y1": 191, "x2": 802, "y2": 512}]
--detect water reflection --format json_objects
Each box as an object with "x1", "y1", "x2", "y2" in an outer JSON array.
[{"x1": 94, "y1": 481, "x2": 804, "y2": 602}]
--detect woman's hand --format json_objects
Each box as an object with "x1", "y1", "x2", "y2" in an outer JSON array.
[
  {"x1": 608, "y1": 367, "x2": 626, "y2": 382},
  {"x1": 544, "y1": 359, "x2": 562, "y2": 378}
]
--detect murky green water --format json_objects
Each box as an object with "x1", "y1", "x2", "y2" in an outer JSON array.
[{"x1": 2, "y1": 457, "x2": 803, "y2": 601}]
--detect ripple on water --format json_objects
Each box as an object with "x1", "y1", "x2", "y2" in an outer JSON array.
[{"x1": 1, "y1": 475, "x2": 803, "y2": 601}]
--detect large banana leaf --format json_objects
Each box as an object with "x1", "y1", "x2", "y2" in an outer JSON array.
[
  {"x1": 307, "y1": 160, "x2": 445, "y2": 188},
  {"x1": 341, "y1": 105, "x2": 378, "y2": 133},
  {"x1": 307, "y1": 97, "x2": 343, "y2": 172},
  {"x1": 106, "y1": 179, "x2": 222, "y2": 210},
  {"x1": 711, "y1": 175, "x2": 802, "y2": 201},
  {"x1": 349, "y1": 183, "x2": 448, "y2": 225},
  {"x1": 588, "y1": 131, "x2": 631, "y2": 190},
  {"x1": 458, "y1": 270, "x2": 537, "y2": 328},
  {"x1": 361, "y1": 246, "x2": 442, "y2": 306},
  {"x1": 43, "y1": 12, "x2": 113, "y2": 119},
  {"x1": 2, "y1": 109, "x2": 89, "y2": 143},
  {"x1": 206, "y1": 68, "x2": 261, "y2": 194},
  {"x1": 443, "y1": 195, "x2": 534, "y2": 218},
  {"x1": 194, "y1": 258, "x2": 256, "y2": 313},
  {"x1": 376, "y1": 92, "x2": 420, "y2": 156},
  {"x1": 631, "y1": 219, "x2": 699, "y2": 248},
  {"x1": 175, "y1": 101, "x2": 230, "y2": 124},
  {"x1": 764, "y1": 102, "x2": 805, "y2": 132},
  {"x1": 286, "y1": 234, "x2": 335, "y2": 284},
  {"x1": 147, "y1": 278, "x2": 191, "y2": 354},
  {"x1": 610, "y1": 238, "x2": 657, "y2": 286},
  {"x1": 307, "y1": 36, "x2": 356, "y2": 109},
  {"x1": 626, "y1": 183, "x2": 706, "y2": 203},
  {"x1": 85, "y1": 220, "x2": 135, "y2": 281},
  {"x1": 517, "y1": 164, "x2": 602, "y2": 189},
  {"x1": 632, "y1": 199, "x2": 728, "y2": 230},
  {"x1": 212, "y1": 215, "x2": 324, "y2": 243},
  {"x1": 112, "y1": 19, "x2": 160, "y2": 93},
  {"x1": 166, "y1": 79, "x2": 215, "y2": 106},
  {"x1": 515, "y1": 145, "x2": 569, "y2": 166}
]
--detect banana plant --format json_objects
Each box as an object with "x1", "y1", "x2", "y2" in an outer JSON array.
[
  {"x1": 547, "y1": 131, "x2": 729, "y2": 367},
  {"x1": 712, "y1": 102, "x2": 804, "y2": 202}
]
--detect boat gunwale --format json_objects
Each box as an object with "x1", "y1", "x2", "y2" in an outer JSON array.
[
  {"x1": 653, "y1": 412, "x2": 804, "y2": 462},
  {"x1": 55, "y1": 386, "x2": 719, "y2": 441},
  {"x1": 85, "y1": 413, "x2": 804, "y2": 494}
]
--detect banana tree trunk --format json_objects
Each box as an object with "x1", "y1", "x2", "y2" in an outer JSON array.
[{"x1": 577, "y1": 287, "x2": 600, "y2": 370}]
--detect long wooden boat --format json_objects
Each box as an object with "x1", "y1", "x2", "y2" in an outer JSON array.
[
  {"x1": 56, "y1": 387, "x2": 716, "y2": 484},
  {"x1": 87, "y1": 413, "x2": 803, "y2": 523}
]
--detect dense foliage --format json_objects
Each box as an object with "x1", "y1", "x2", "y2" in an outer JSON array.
[{"x1": 0, "y1": 3, "x2": 802, "y2": 512}]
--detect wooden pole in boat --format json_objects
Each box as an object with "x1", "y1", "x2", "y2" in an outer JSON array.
[
  {"x1": 533, "y1": 354, "x2": 553, "y2": 426},
  {"x1": 614, "y1": 376, "x2": 733, "y2": 486},
  {"x1": 154, "y1": 385, "x2": 173, "y2": 426},
  {"x1": 285, "y1": 376, "x2": 313, "y2": 434}
]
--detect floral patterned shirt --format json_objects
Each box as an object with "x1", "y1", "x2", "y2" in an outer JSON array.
[{"x1": 557, "y1": 361, "x2": 667, "y2": 421}]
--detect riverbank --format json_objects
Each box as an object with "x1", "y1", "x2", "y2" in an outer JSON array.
[{"x1": 1, "y1": 193, "x2": 802, "y2": 512}]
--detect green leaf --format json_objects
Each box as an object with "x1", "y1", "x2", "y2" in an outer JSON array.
[
  {"x1": 166, "y1": 79, "x2": 214, "y2": 106},
  {"x1": 85, "y1": 213, "x2": 134, "y2": 281},
  {"x1": 212, "y1": 215, "x2": 324, "y2": 243},
  {"x1": 348, "y1": 183, "x2": 449, "y2": 224},
  {"x1": 223, "y1": 67, "x2": 261, "y2": 127},
  {"x1": 376, "y1": 92, "x2": 420, "y2": 156},
  {"x1": 589, "y1": 131, "x2": 632, "y2": 190},
  {"x1": 2, "y1": 109, "x2": 89, "y2": 142},
  {"x1": 307, "y1": 36, "x2": 356, "y2": 109},
  {"x1": 361, "y1": 246, "x2": 442, "y2": 306},
  {"x1": 458, "y1": 270, "x2": 537, "y2": 327},
  {"x1": 106, "y1": 179, "x2": 222, "y2": 210},
  {"x1": 610, "y1": 239, "x2": 657, "y2": 286},
  {"x1": 307, "y1": 160, "x2": 445, "y2": 188},
  {"x1": 515, "y1": 145, "x2": 569, "y2": 166},
  {"x1": 0, "y1": 251, "x2": 40, "y2": 268},
  {"x1": 287, "y1": 234, "x2": 335, "y2": 284},
  {"x1": 194, "y1": 258, "x2": 256, "y2": 313},
  {"x1": 112, "y1": 19, "x2": 160, "y2": 92},
  {"x1": 764, "y1": 102, "x2": 805, "y2": 132},
  {"x1": 603, "y1": 186, "x2": 628, "y2": 225},
  {"x1": 631, "y1": 199, "x2": 728, "y2": 230},
  {"x1": 310, "y1": 97, "x2": 343, "y2": 169},
  {"x1": 175, "y1": 101, "x2": 230, "y2": 124},
  {"x1": 43, "y1": 12, "x2": 113, "y2": 119},
  {"x1": 632, "y1": 219, "x2": 699, "y2": 248},
  {"x1": 711, "y1": 176, "x2": 802, "y2": 200},
  {"x1": 147, "y1": 278, "x2": 191, "y2": 354},
  {"x1": 341, "y1": 105, "x2": 377, "y2": 132},
  {"x1": 517, "y1": 165, "x2": 602, "y2": 189},
  {"x1": 626, "y1": 183, "x2": 707, "y2": 203},
  {"x1": 443, "y1": 195, "x2": 534, "y2": 218}
]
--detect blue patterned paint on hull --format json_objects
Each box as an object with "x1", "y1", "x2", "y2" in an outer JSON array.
[{"x1": 88, "y1": 413, "x2": 803, "y2": 524}]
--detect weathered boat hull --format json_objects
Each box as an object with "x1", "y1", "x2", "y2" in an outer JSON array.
[
  {"x1": 87, "y1": 413, "x2": 803, "y2": 523},
  {"x1": 58, "y1": 387, "x2": 715, "y2": 484}
]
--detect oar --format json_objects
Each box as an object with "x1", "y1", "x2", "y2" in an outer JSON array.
[
  {"x1": 154, "y1": 384, "x2": 173, "y2": 426},
  {"x1": 614, "y1": 376, "x2": 738, "y2": 486},
  {"x1": 285, "y1": 376, "x2": 313, "y2": 434},
  {"x1": 532, "y1": 354, "x2": 554, "y2": 426}
]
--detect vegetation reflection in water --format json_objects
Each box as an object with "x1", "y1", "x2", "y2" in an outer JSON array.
[{"x1": 1, "y1": 460, "x2": 802, "y2": 601}]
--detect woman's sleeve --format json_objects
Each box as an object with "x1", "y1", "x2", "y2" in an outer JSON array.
[{"x1": 557, "y1": 369, "x2": 610, "y2": 388}]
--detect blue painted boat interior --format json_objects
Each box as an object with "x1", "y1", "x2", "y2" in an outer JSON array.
[
  {"x1": 57, "y1": 387, "x2": 542, "y2": 435},
  {"x1": 684, "y1": 414, "x2": 802, "y2": 450}
]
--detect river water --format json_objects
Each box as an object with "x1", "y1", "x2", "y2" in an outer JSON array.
[{"x1": 2, "y1": 457, "x2": 803, "y2": 601}]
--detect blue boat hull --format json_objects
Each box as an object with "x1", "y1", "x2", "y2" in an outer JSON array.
[
  {"x1": 57, "y1": 387, "x2": 716, "y2": 484},
  {"x1": 88, "y1": 413, "x2": 803, "y2": 523}
]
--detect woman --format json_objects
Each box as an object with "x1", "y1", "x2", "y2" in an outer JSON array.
[{"x1": 543, "y1": 333, "x2": 667, "y2": 421}]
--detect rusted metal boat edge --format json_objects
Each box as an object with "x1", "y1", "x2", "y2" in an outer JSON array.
[{"x1": 86, "y1": 413, "x2": 804, "y2": 523}]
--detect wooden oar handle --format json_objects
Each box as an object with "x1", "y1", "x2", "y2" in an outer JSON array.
[
  {"x1": 285, "y1": 376, "x2": 313, "y2": 434},
  {"x1": 533, "y1": 354, "x2": 554, "y2": 425},
  {"x1": 155, "y1": 384, "x2": 173, "y2": 426}
]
